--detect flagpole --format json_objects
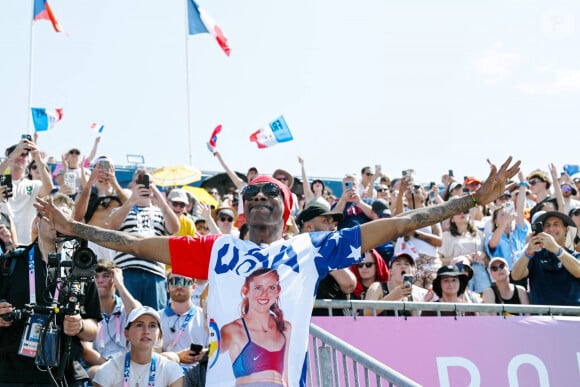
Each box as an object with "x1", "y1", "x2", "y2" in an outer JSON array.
[
  {"x1": 183, "y1": 0, "x2": 193, "y2": 167},
  {"x1": 27, "y1": 2, "x2": 36, "y2": 134}
]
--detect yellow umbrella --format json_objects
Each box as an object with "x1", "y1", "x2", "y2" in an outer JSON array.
[
  {"x1": 182, "y1": 186, "x2": 219, "y2": 208},
  {"x1": 152, "y1": 165, "x2": 202, "y2": 187}
]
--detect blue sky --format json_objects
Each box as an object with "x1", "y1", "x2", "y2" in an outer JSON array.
[{"x1": 1, "y1": 0, "x2": 579, "y2": 184}]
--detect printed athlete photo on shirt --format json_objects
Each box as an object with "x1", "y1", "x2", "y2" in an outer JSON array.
[{"x1": 219, "y1": 268, "x2": 291, "y2": 386}]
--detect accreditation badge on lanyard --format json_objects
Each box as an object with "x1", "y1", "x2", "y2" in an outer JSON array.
[{"x1": 18, "y1": 247, "x2": 50, "y2": 358}]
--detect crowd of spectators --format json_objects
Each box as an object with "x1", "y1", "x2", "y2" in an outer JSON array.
[{"x1": 1, "y1": 135, "x2": 579, "y2": 384}]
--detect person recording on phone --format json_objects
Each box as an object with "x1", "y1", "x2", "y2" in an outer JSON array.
[
  {"x1": 511, "y1": 211, "x2": 580, "y2": 306},
  {"x1": 363, "y1": 240, "x2": 427, "y2": 316},
  {"x1": 54, "y1": 148, "x2": 91, "y2": 198},
  {"x1": 74, "y1": 156, "x2": 129, "y2": 261},
  {"x1": 332, "y1": 174, "x2": 374, "y2": 229},
  {"x1": 392, "y1": 177, "x2": 442, "y2": 290},
  {"x1": 107, "y1": 169, "x2": 179, "y2": 310},
  {"x1": 0, "y1": 193, "x2": 100, "y2": 386},
  {"x1": 485, "y1": 172, "x2": 531, "y2": 287},
  {"x1": 0, "y1": 137, "x2": 54, "y2": 245}
]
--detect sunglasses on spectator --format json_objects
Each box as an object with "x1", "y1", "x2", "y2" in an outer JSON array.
[
  {"x1": 171, "y1": 201, "x2": 186, "y2": 208},
  {"x1": 209, "y1": 190, "x2": 219, "y2": 195},
  {"x1": 275, "y1": 176, "x2": 288, "y2": 182},
  {"x1": 490, "y1": 263, "x2": 506, "y2": 272},
  {"x1": 377, "y1": 188, "x2": 388, "y2": 192},
  {"x1": 168, "y1": 277, "x2": 194, "y2": 287},
  {"x1": 364, "y1": 172, "x2": 373, "y2": 177},
  {"x1": 561, "y1": 186, "x2": 573, "y2": 193},
  {"x1": 357, "y1": 262, "x2": 375, "y2": 268},
  {"x1": 219, "y1": 216, "x2": 234, "y2": 222},
  {"x1": 528, "y1": 178, "x2": 541, "y2": 185},
  {"x1": 242, "y1": 183, "x2": 281, "y2": 201},
  {"x1": 69, "y1": 150, "x2": 80, "y2": 155}
]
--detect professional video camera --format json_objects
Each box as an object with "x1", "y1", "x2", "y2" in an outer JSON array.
[
  {"x1": 1, "y1": 241, "x2": 97, "y2": 322},
  {"x1": 0, "y1": 238, "x2": 97, "y2": 385}
]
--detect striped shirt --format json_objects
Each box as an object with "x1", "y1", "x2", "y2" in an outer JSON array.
[{"x1": 114, "y1": 205, "x2": 168, "y2": 277}]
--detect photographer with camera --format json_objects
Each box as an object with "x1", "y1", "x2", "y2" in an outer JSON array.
[
  {"x1": 512, "y1": 211, "x2": 580, "y2": 306},
  {"x1": 0, "y1": 193, "x2": 100, "y2": 386}
]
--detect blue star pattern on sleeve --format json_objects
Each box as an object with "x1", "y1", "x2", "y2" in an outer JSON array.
[{"x1": 309, "y1": 226, "x2": 362, "y2": 276}]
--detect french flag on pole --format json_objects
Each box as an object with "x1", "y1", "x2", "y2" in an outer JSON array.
[
  {"x1": 249, "y1": 115, "x2": 294, "y2": 149},
  {"x1": 90, "y1": 122, "x2": 105, "y2": 134},
  {"x1": 187, "y1": 0, "x2": 231, "y2": 56},
  {"x1": 33, "y1": 0, "x2": 64, "y2": 33},
  {"x1": 31, "y1": 107, "x2": 63, "y2": 131}
]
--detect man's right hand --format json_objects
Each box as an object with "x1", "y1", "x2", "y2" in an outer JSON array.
[
  {"x1": 34, "y1": 197, "x2": 75, "y2": 236},
  {"x1": 0, "y1": 300, "x2": 13, "y2": 327}
]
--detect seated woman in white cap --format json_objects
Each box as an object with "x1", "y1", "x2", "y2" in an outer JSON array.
[
  {"x1": 93, "y1": 306, "x2": 183, "y2": 387},
  {"x1": 363, "y1": 238, "x2": 427, "y2": 316},
  {"x1": 482, "y1": 257, "x2": 529, "y2": 316}
]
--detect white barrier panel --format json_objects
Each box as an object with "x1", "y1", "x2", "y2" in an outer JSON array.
[{"x1": 312, "y1": 316, "x2": 580, "y2": 386}]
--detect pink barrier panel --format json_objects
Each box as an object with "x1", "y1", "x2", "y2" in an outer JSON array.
[{"x1": 312, "y1": 316, "x2": 580, "y2": 386}]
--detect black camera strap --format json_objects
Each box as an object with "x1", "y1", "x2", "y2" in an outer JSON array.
[{"x1": 0, "y1": 251, "x2": 18, "y2": 278}]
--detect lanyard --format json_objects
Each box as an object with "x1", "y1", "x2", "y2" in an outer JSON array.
[
  {"x1": 123, "y1": 352, "x2": 157, "y2": 387},
  {"x1": 28, "y1": 247, "x2": 36, "y2": 305},
  {"x1": 166, "y1": 308, "x2": 194, "y2": 352},
  {"x1": 98, "y1": 313, "x2": 122, "y2": 348}
]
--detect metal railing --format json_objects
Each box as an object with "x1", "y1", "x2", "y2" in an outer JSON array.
[
  {"x1": 313, "y1": 299, "x2": 580, "y2": 317},
  {"x1": 307, "y1": 323, "x2": 421, "y2": 387},
  {"x1": 306, "y1": 300, "x2": 580, "y2": 386}
]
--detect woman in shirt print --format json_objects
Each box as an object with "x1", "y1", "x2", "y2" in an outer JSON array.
[{"x1": 220, "y1": 268, "x2": 291, "y2": 386}]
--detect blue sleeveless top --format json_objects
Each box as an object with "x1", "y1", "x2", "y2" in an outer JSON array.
[{"x1": 231, "y1": 317, "x2": 285, "y2": 378}]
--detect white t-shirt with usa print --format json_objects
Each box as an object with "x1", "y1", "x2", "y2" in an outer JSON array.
[{"x1": 169, "y1": 225, "x2": 362, "y2": 387}]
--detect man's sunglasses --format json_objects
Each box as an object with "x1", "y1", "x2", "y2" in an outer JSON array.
[
  {"x1": 168, "y1": 277, "x2": 194, "y2": 287},
  {"x1": 357, "y1": 262, "x2": 375, "y2": 269},
  {"x1": 528, "y1": 178, "x2": 541, "y2": 186},
  {"x1": 171, "y1": 201, "x2": 186, "y2": 208},
  {"x1": 219, "y1": 216, "x2": 234, "y2": 222},
  {"x1": 69, "y1": 150, "x2": 80, "y2": 155},
  {"x1": 241, "y1": 183, "x2": 281, "y2": 201},
  {"x1": 490, "y1": 263, "x2": 506, "y2": 272}
]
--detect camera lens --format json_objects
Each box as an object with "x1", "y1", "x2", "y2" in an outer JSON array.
[{"x1": 73, "y1": 248, "x2": 97, "y2": 270}]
